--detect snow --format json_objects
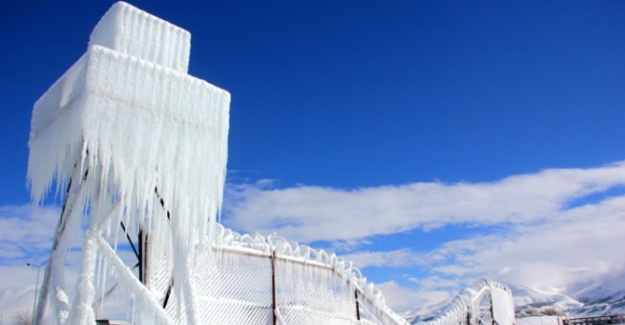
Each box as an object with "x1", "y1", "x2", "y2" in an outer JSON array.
[
  {"x1": 512, "y1": 285, "x2": 583, "y2": 315},
  {"x1": 570, "y1": 273, "x2": 625, "y2": 302},
  {"x1": 517, "y1": 316, "x2": 560, "y2": 325},
  {"x1": 502, "y1": 279, "x2": 625, "y2": 318}
]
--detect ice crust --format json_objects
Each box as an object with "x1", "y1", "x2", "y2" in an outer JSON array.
[
  {"x1": 492, "y1": 283, "x2": 516, "y2": 325},
  {"x1": 90, "y1": 2, "x2": 191, "y2": 73}
]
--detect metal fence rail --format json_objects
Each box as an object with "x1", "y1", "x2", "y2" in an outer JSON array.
[{"x1": 563, "y1": 315, "x2": 625, "y2": 325}]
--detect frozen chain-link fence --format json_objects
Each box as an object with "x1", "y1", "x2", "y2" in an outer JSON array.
[
  {"x1": 174, "y1": 224, "x2": 409, "y2": 325},
  {"x1": 414, "y1": 279, "x2": 515, "y2": 325},
  {"x1": 92, "y1": 221, "x2": 410, "y2": 325}
]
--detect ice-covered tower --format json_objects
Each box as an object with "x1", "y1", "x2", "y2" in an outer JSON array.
[
  {"x1": 28, "y1": 2, "x2": 230, "y2": 324},
  {"x1": 28, "y1": 2, "x2": 428, "y2": 325}
]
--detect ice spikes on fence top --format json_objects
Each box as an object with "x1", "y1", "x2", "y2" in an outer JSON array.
[{"x1": 90, "y1": 1, "x2": 191, "y2": 73}]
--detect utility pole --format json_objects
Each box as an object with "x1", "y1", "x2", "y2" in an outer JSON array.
[{"x1": 27, "y1": 260, "x2": 48, "y2": 322}]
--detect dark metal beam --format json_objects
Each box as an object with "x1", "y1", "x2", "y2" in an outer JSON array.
[
  {"x1": 271, "y1": 250, "x2": 277, "y2": 325},
  {"x1": 355, "y1": 290, "x2": 361, "y2": 321},
  {"x1": 119, "y1": 222, "x2": 139, "y2": 259}
]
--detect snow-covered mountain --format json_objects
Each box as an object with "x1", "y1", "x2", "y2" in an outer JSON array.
[
  {"x1": 511, "y1": 284, "x2": 583, "y2": 316},
  {"x1": 570, "y1": 272, "x2": 625, "y2": 303},
  {"x1": 405, "y1": 299, "x2": 451, "y2": 324},
  {"x1": 514, "y1": 272, "x2": 625, "y2": 317},
  {"x1": 571, "y1": 289, "x2": 625, "y2": 316}
]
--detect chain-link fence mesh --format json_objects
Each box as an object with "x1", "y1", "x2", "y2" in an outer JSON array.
[
  {"x1": 87, "y1": 218, "x2": 409, "y2": 324},
  {"x1": 126, "y1": 224, "x2": 410, "y2": 324}
]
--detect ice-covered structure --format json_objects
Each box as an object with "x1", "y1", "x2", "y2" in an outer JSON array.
[
  {"x1": 28, "y1": 2, "x2": 229, "y2": 324},
  {"x1": 413, "y1": 279, "x2": 516, "y2": 325},
  {"x1": 28, "y1": 2, "x2": 519, "y2": 325},
  {"x1": 28, "y1": 2, "x2": 417, "y2": 324}
]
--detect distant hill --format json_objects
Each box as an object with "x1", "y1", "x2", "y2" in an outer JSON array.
[
  {"x1": 406, "y1": 274, "x2": 625, "y2": 324},
  {"x1": 514, "y1": 272, "x2": 625, "y2": 317},
  {"x1": 511, "y1": 284, "x2": 583, "y2": 316}
]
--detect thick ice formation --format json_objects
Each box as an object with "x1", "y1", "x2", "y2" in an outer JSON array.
[
  {"x1": 492, "y1": 282, "x2": 516, "y2": 325},
  {"x1": 28, "y1": 1, "x2": 229, "y2": 242},
  {"x1": 28, "y1": 2, "x2": 229, "y2": 324}
]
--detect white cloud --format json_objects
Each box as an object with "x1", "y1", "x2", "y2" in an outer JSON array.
[
  {"x1": 222, "y1": 162, "x2": 625, "y2": 313},
  {"x1": 342, "y1": 249, "x2": 426, "y2": 268},
  {"x1": 0, "y1": 205, "x2": 60, "y2": 317},
  {"x1": 408, "y1": 276, "x2": 461, "y2": 291},
  {"x1": 350, "y1": 195, "x2": 625, "y2": 311},
  {"x1": 428, "y1": 196, "x2": 625, "y2": 291},
  {"x1": 377, "y1": 281, "x2": 451, "y2": 318},
  {"x1": 0, "y1": 205, "x2": 59, "y2": 261},
  {"x1": 223, "y1": 161, "x2": 625, "y2": 243}
]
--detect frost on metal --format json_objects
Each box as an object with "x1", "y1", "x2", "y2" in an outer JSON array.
[
  {"x1": 414, "y1": 279, "x2": 516, "y2": 325},
  {"x1": 27, "y1": 2, "x2": 416, "y2": 324}
]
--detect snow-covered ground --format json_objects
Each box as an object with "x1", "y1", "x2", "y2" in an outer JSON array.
[
  {"x1": 512, "y1": 285, "x2": 583, "y2": 316},
  {"x1": 512, "y1": 276, "x2": 625, "y2": 318},
  {"x1": 517, "y1": 316, "x2": 560, "y2": 325}
]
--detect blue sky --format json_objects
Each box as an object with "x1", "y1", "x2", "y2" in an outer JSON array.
[{"x1": 2, "y1": 0, "x2": 625, "y2": 317}]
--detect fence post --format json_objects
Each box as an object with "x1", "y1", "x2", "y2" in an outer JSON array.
[
  {"x1": 272, "y1": 250, "x2": 277, "y2": 325},
  {"x1": 355, "y1": 290, "x2": 361, "y2": 321},
  {"x1": 489, "y1": 287, "x2": 495, "y2": 325}
]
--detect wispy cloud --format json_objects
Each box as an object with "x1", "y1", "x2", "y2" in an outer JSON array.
[
  {"x1": 342, "y1": 249, "x2": 426, "y2": 268},
  {"x1": 0, "y1": 205, "x2": 59, "y2": 316},
  {"x1": 0, "y1": 205, "x2": 58, "y2": 262},
  {"x1": 378, "y1": 280, "x2": 451, "y2": 317}
]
